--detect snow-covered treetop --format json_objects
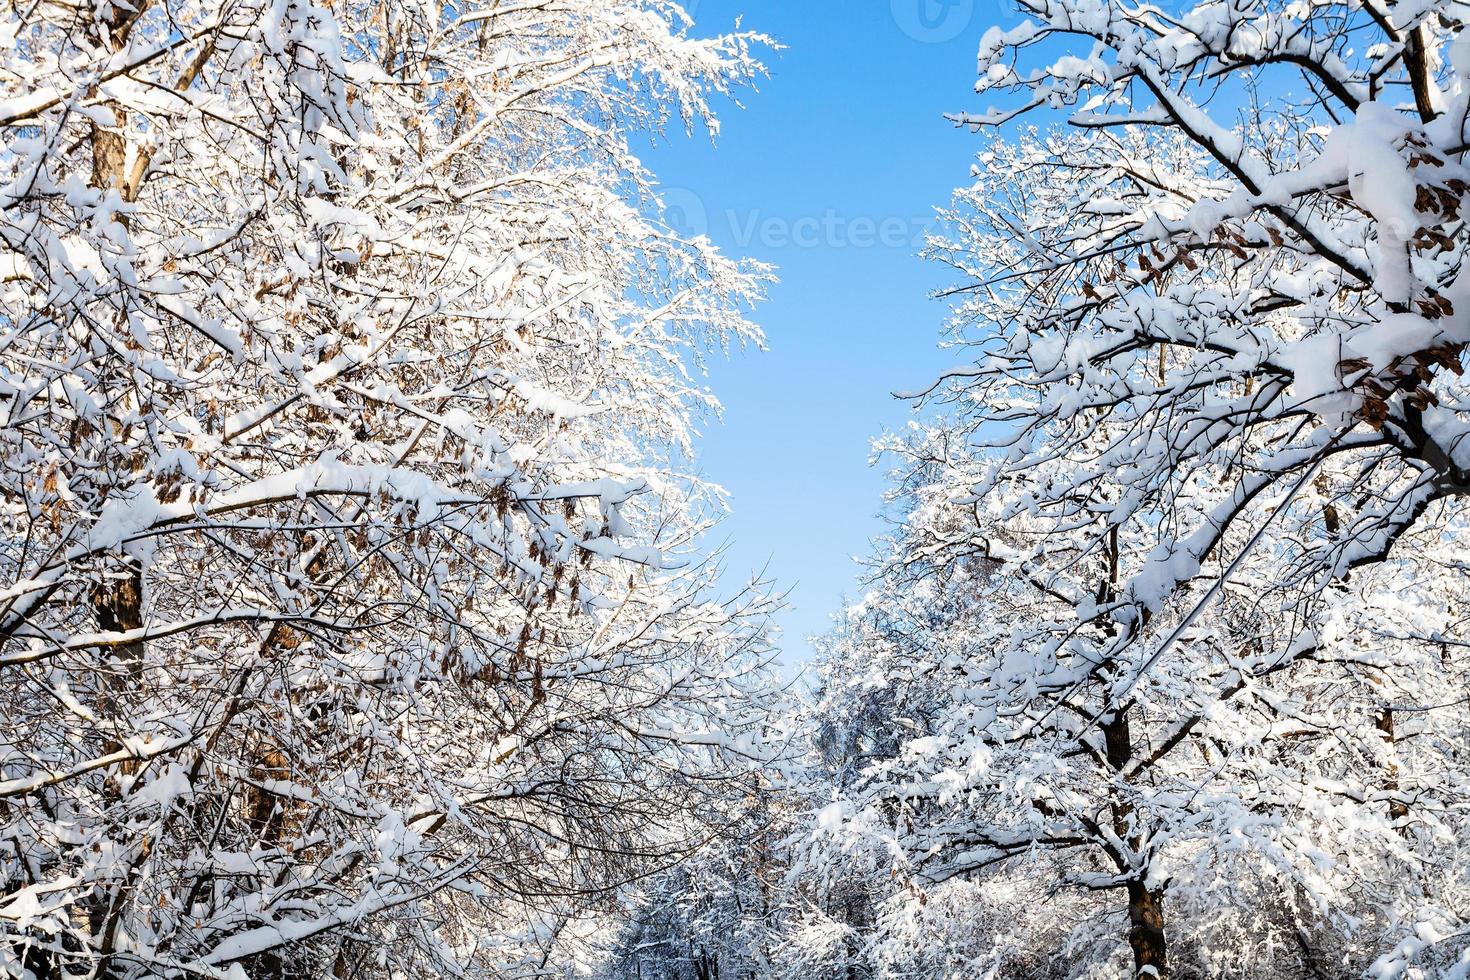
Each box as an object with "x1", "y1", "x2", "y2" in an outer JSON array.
[{"x1": 918, "y1": 0, "x2": 1470, "y2": 686}]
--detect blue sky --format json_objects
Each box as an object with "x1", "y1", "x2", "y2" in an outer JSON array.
[{"x1": 642, "y1": 1, "x2": 1014, "y2": 663}]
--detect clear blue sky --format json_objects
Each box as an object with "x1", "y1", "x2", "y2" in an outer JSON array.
[{"x1": 642, "y1": 0, "x2": 1014, "y2": 663}]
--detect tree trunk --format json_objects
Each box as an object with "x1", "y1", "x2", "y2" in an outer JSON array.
[
  {"x1": 93, "y1": 567, "x2": 144, "y2": 699},
  {"x1": 1374, "y1": 706, "x2": 1411, "y2": 826},
  {"x1": 1103, "y1": 708, "x2": 1170, "y2": 979},
  {"x1": 91, "y1": 562, "x2": 146, "y2": 795},
  {"x1": 1126, "y1": 880, "x2": 1169, "y2": 979},
  {"x1": 85, "y1": 8, "x2": 151, "y2": 969}
]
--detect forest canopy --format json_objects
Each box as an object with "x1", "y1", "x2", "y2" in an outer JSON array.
[{"x1": 4, "y1": 0, "x2": 1470, "y2": 978}]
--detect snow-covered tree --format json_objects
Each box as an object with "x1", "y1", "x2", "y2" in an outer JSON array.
[
  {"x1": 598, "y1": 787, "x2": 787, "y2": 980},
  {"x1": 927, "y1": 0, "x2": 1470, "y2": 678},
  {"x1": 805, "y1": 6, "x2": 1470, "y2": 972},
  {"x1": 0, "y1": 1, "x2": 780, "y2": 976},
  {"x1": 804, "y1": 474, "x2": 1470, "y2": 979}
]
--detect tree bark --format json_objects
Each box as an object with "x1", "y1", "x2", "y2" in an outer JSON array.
[
  {"x1": 1098, "y1": 528, "x2": 1171, "y2": 980},
  {"x1": 1103, "y1": 709, "x2": 1170, "y2": 979},
  {"x1": 1126, "y1": 880, "x2": 1169, "y2": 979},
  {"x1": 85, "y1": 7, "x2": 151, "y2": 971},
  {"x1": 1374, "y1": 706, "x2": 1411, "y2": 827}
]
